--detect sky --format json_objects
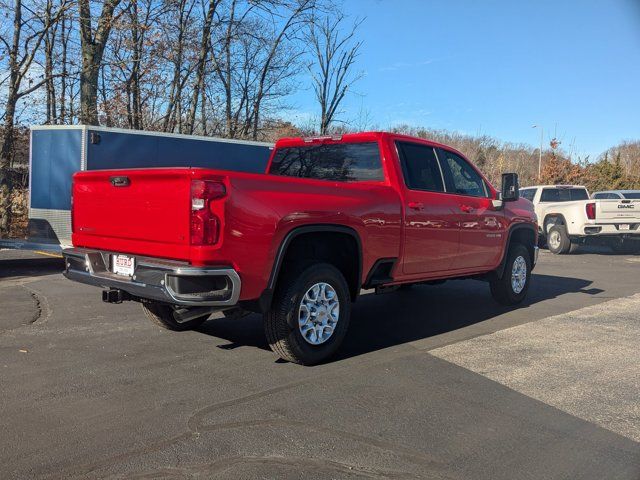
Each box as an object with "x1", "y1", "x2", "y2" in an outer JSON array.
[{"x1": 288, "y1": 0, "x2": 640, "y2": 159}]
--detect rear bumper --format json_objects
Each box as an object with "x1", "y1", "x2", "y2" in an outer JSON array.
[
  {"x1": 62, "y1": 248, "x2": 241, "y2": 307},
  {"x1": 579, "y1": 223, "x2": 640, "y2": 236}
]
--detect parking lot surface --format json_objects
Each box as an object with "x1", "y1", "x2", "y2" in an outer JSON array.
[{"x1": 1, "y1": 247, "x2": 639, "y2": 479}]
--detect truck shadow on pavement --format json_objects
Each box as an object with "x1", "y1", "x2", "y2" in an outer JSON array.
[
  {"x1": 0, "y1": 256, "x2": 65, "y2": 279},
  {"x1": 198, "y1": 273, "x2": 596, "y2": 362}
]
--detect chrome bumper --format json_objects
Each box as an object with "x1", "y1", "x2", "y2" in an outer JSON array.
[{"x1": 62, "y1": 248, "x2": 241, "y2": 307}]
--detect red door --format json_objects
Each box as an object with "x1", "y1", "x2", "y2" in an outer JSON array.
[
  {"x1": 437, "y1": 149, "x2": 505, "y2": 270},
  {"x1": 395, "y1": 141, "x2": 460, "y2": 275},
  {"x1": 403, "y1": 190, "x2": 460, "y2": 274},
  {"x1": 453, "y1": 195, "x2": 504, "y2": 269}
]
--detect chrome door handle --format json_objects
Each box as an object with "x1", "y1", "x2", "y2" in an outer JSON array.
[{"x1": 408, "y1": 202, "x2": 424, "y2": 210}]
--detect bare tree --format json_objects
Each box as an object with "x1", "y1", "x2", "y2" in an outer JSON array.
[
  {"x1": 250, "y1": 0, "x2": 315, "y2": 140},
  {"x1": 306, "y1": 12, "x2": 362, "y2": 134},
  {"x1": 0, "y1": 0, "x2": 69, "y2": 234},
  {"x1": 185, "y1": 0, "x2": 219, "y2": 134},
  {"x1": 160, "y1": 0, "x2": 196, "y2": 133},
  {"x1": 77, "y1": 0, "x2": 121, "y2": 125}
]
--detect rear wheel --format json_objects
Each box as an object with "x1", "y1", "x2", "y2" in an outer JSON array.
[
  {"x1": 264, "y1": 263, "x2": 351, "y2": 365},
  {"x1": 547, "y1": 225, "x2": 571, "y2": 254},
  {"x1": 141, "y1": 301, "x2": 208, "y2": 331},
  {"x1": 490, "y1": 243, "x2": 532, "y2": 306}
]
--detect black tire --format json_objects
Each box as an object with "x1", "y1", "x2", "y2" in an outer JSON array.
[
  {"x1": 141, "y1": 301, "x2": 208, "y2": 331},
  {"x1": 547, "y1": 225, "x2": 571, "y2": 254},
  {"x1": 490, "y1": 243, "x2": 532, "y2": 306},
  {"x1": 264, "y1": 263, "x2": 351, "y2": 365}
]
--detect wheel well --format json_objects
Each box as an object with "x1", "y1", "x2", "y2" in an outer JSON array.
[
  {"x1": 275, "y1": 230, "x2": 361, "y2": 300},
  {"x1": 543, "y1": 214, "x2": 566, "y2": 233},
  {"x1": 509, "y1": 227, "x2": 536, "y2": 266}
]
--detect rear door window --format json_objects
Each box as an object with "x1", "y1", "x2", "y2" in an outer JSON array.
[
  {"x1": 439, "y1": 150, "x2": 487, "y2": 197},
  {"x1": 269, "y1": 142, "x2": 384, "y2": 181},
  {"x1": 540, "y1": 188, "x2": 589, "y2": 202},
  {"x1": 395, "y1": 142, "x2": 445, "y2": 192},
  {"x1": 520, "y1": 188, "x2": 536, "y2": 201}
]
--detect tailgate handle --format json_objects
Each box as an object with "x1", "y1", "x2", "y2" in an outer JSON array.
[{"x1": 110, "y1": 176, "x2": 130, "y2": 187}]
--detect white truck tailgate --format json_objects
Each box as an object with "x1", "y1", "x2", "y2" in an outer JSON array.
[{"x1": 596, "y1": 200, "x2": 640, "y2": 221}]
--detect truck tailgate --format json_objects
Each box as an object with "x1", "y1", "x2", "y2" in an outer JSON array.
[
  {"x1": 72, "y1": 168, "x2": 192, "y2": 258},
  {"x1": 596, "y1": 199, "x2": 640, "y2": 221}
]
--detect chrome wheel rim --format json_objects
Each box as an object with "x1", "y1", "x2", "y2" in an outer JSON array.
[
  {"x1": 548, "y1": 230, "x2": 561, "y2": 249},
  {"x1": 298, "y1": 282, "x2": 339, "y2": 345},
  {"x1": 511, "y1": 255, "x2": 527, "y2": 294}
]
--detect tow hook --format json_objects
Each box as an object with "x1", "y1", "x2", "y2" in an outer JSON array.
[{"x1": 102, "y1": 288, "x2": 130, "y2": 304}]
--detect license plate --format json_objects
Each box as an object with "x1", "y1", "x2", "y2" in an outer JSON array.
[
  {"x1": 113, "y1": 254, "x2": 135, "y2": 276},
  {"x1": 619, "y1": 224, "x2": 630, "y2": 231}
]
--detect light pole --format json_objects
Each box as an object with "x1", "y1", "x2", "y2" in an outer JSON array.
[{"x1": 532, "y1": 125, "x2": 543, "y2": 181}]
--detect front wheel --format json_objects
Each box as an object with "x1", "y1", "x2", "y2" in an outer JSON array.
[
  {"x1": 264, "y1": 263, "x2": 351, "y2": 365},
  {"x1": 490, "y1": 243, "x2": 532, "y2": 306}
]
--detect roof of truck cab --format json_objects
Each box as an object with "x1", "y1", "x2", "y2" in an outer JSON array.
[
  {"x1": 521, "y1": 185, "x2": 587, "y2": 189},
  {"x1": 594, "y1": 189, "x2": 640, "y2": 193},
  {"x1": 274, "y1": 131, "x2": 467, "y2": 154}
]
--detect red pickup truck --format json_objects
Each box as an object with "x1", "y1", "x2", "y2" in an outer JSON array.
[{"x1": 63, "y1": 132, "x2": 538, "y2": 364}]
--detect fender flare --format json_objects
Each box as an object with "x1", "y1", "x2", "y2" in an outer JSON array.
[
  {"x1": 253, "y1": 224, "x2": 363, "y2": 312},
  {"x1": 496, "y1": 223, "x2": 537, "y2": 279}
]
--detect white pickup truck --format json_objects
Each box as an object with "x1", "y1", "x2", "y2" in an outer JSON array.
[{"x1": 520, "y1": 185, "x2": 640, "y2": 254}]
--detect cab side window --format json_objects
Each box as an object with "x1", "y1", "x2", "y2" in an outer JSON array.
[
  {"x1": 396, "y1": 142, "x2": 445, "y2": 192},
  {"x1": 439, "y1": 150, "x2": 487, "y2": 197}
]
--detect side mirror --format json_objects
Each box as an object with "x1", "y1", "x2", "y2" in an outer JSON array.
[{"x1": 501, "y1": 173, "x2": 519, "y2": 202}]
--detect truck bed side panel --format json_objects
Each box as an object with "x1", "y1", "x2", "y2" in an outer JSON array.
[{"x1": 215, "y1": 174, "x2": 403, "y2": 300}]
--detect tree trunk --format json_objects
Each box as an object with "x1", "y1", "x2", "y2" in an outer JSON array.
[
  {"x1": 80, "y1": 51, "x2": 100, "y2": 125},
  {"x1": 0, "y1": 0, "x2": 22, "y2": 235},
  {"x1": 130, "y1": 0, "x2": 142, "y2": 130},
  {"x1": 0, "y1": 100, "x2": 17, "y2": 234},
  {"x1": 78, "y1": 0, "x2": 121, "y2": 125},
  {"x1": 186, "y1": 0, "x2": 217, "y2": 135}
]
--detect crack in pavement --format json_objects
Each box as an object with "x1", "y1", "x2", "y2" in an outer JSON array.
[{"x1": 22, "y1": 284, "x2": 51, "y2": 325}]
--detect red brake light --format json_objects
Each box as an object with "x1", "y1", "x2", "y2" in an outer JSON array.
[
  {"x1": 190, "y1": 180, "x2": 226, "y2": 245},
  {"x1": 586, "y1": 202, "x2": 596, "y2": 220}
]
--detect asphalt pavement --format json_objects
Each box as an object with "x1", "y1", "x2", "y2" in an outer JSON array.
[{"x1": 1, "y1": 246, "x2": 639, "y2": 479}]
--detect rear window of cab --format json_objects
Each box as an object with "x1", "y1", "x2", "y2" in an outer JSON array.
[
  {"x1": 269, "y1": 142, "x2": 384, "y2": 182},
  {"x1": 540, "y1": 188, "x2": 589, "y2": 202}
]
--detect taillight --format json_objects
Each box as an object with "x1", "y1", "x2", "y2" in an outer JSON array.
[
  {"x1": 70, "y1": 177, "x2": 75, "y2": 234},
  {"x1": 586, "y1": 202, "x2": 596, "y2": 220},
  {"x1": 190, "y1": 179, "x2": 226, "y2": 245}
]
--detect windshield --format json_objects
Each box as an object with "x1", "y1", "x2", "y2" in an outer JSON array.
[{"x1": 540, "y1": 188, "x2": 589, "y2": 202}]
